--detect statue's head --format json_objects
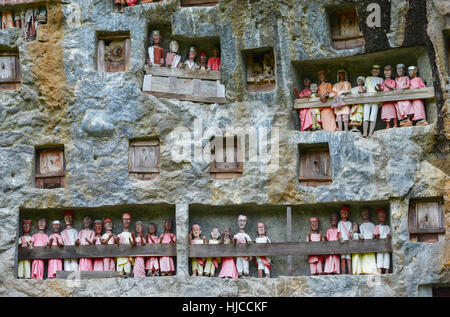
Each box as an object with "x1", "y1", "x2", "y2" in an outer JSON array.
[
  {"x1": 169, "y1": 40, "x2": 179, "y2": 54},
  {"x1": 52, "y1": 220, "x2": 61, "y2": 234},
  {"x1": 310, "y1": 217, "x2": 319, "y2": 231},
  {"x1": 63, "y1": 210, "x2": 74, "y2": 226},
  {"x1": 384, "y1": 65, "x2": 393, "y2": 79},
  {"x1": 104, "y1": 218, "x2": 113, "y2": 231},
  {"x1": 371, "y1": 65, "x2": 381, "y2": 77},
  {"x1": 122, "y1": 213, "x2": 131, "y2": 229},
  {"x1": 238, "y1": 215, "x2": 248, "y2": 230},
  {"x1": 94, "y1": 220, "x2": 103, "y2": 235},
  {"x1": 151, "y1": 30, "x2": 162, "y2": 45}
]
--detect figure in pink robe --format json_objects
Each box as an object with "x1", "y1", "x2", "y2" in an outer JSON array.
[
  {"x1": 307, "y1": 217, "x2": 324, "y2": 275},
  {"x1": 380, "y1": 65, "x2": 398, "y2": 128},
  {"x1": 408, "y1": 66, "x2": 428, "y2": 126},
  {"x1": 85, "y1": 220, "x2": 104, "y2": 271},
  {"x1": 295, "y1": 77, "x2": 314, "y2": 131},
  {"x1": 395, "y1": 64, "x2": 414, "y2": 126},
  {"x1": 159, "y1": 219, "x2": 176, "y2": 275},
  {"x1": 131, "y1": 221, "x2": 147, "y2": 278},
  {"x1": 324, "y1": 214, "x2": 340, "y2": 274},
  {"x1": 207, "y1": 46, "x2": 221, "y2": 71},
  {"x1": 48, "y1": 220, "x2": 64, "y2": 279},
  {"x1": 145, "y1": 223, "x2": 160, "y2": 276},
  {"x1": 101, "y1": 218, "x2": 117, "y2": 271},
  {"x1": 30, "y1": 219, "x2": 49, "y2": 280},
  {"x1": 76, "y1": 216, "x2": 95, "y2": 271},
  {"x1": 219, "y1": 228, "x2": 239, "y2": 279}
]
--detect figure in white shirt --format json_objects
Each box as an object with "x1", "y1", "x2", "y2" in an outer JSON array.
[
  {"x1": 233, "y1": 215, "x2": 251, "y2": 277},
  {"x1": 255, "y1": 223, "x2": 271, "y2": 278},
  {"x1": 374, "y1": 208, "x2": 391, "y2": 274},
  {"x1": 337, "y1": 205, "x2": 352, "y2": 274}
]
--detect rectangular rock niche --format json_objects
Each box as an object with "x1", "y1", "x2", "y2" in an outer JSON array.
[
  {"x1": 328, "y1": 5, "x2": 365, "y2": 50},
  {"x1": 0, "y1": 48, "x2": 20, "y2": 90},
  {"x1": 97, "y1": 32, "x2": 130, "y2": 73},
  {"x1": 298, "y1": 143, "x2": 332, "y2": 187},
  {"x1": 180, "y1": 0, "x2": 218, "y2": 7},
  {"x1": 293, "y1": 46, "x2": 437, "y2": 131},
  {"x1": 244, "y1": 47, "x2": 276, "y2": 93},
  {"x1": 210, "y1": 135, "x2": 243, "y2": 180},
  {"x1": 408, "y1": 198, "x2": 445, "y2": 243},
  {"x1": 189, "y1": 202, "x2": 392, "y2": 278},
  {"x1": 35, "y1": 145, "x2": 65, "y2": 189},
  {"x1": 129, "y1": 139, "x2": 160, "y2": 181},
  {"x1": 16, "y1": 204, "x2": 176, "y2": 279},
  {"x1": 142, "y1": 23, "x2": 226, "y2": 104}
]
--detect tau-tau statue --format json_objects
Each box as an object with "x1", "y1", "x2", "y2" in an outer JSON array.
[
  {"x1": 208, "y1": 46, "x2": 221, "y2": 71},
  {"x1": 76, "y1": 216, "x2": 95, "y2": 271},
  {"x1": 318, "y1": 70, "x2": 337, "y2": 131},
  {"x1": 30, "y1": 218, "x2": 49, "y2": 280},
  {"x1": 324, "y1": 213, "x2": 340, "y2": 275},
  {"x1": 380, "y1": 65, "x2": 398, "y2": 129},
  {"x1": 332, "y1": 69, "x2": 352, "y2": 131},
  {"x1": 146, "y1": 30, "x2": 164, "y2": 69},
  {"x1": 255, "y1": 223, "x2": 271, "y2": 278},
  {"x1": 219, "y1": 228, "x2": 238, "y2": 279},
  {"x1": 127, "y1": 0, "x2": 139, "y2": 6},
  {"x1": 1, "y1": 10, "x2": 14, "y2": 29},
  {"x1": 183, "y1": 46, "x2": 198, "y2": 70},
  {"x1": 234, "y1": 215, "x2": 252, "y2": 278},
  {"x1": 165, "y1": 40, "x2": 182, "y2": 69},
  {"x1": 113, "y1": 0, "x2": 126, "y2": 13},
  {"x1": 307, "y1": 217, "x2": 324, "y2": 275},
  {"x1": 101, "y1": 218, "x2": 116, "y2": 272},
  {"x1": 18, "y1": 220, "x2": 32, "y2": 279},
  {"x1": 48, "y1": 220, "x2": 64, "y2": 279},
  {"x1": 349, "y1": 76, "x2": 365, "y2": 132},
  {"x1": 309, "y1": 83, "x2": 322, "y2": 130},
  {"x1": 199, "y1": 52, "x2": 208, "y2": 71},
  {"x1": 190, "y1": 224, "x2": 206, "y2": 276},
  {"x1": 408, "y1": 66, "x2": 428, "y2": 126},
  {"x1": 117, "y1": 213, "x2": 133, "y2": 276},
  {"x1": 351, "y1": 222, "x2": 362, "y2": 275},
  {"x1": 359, "y1": 207, "x2": 377, "y2": 274},
  {"x1": 24, "y1": 8, "x2": 36, "y2": 41},
  {"x1": 145, "y1": 223, "x2": 160, "y2": 276},
  {"x1": 87, "y1": 220, "x2": 104, "y2": 271},
  {"x1": 61, "y1": 210, "x2": 78, "y2": 272},
  {"x1": 395, "y1": 64, "x2": 414, "y2": 127},
  {"x1": 204, "y1": 228, "x2": 220, "y2": 277},
  {"x1": 295, "y1": 77, "x2": 313, "y2": 132},
  {"x1": 131, "y1": 221, "x2": 146, "y2": 278},
  {"x1": 338, "y1": 205, "x2": 352, "y2": 274},
  {"x1": 159, "y1": 219, "x2": 176, "y2": 276},
  {"x1": 374, "y1": 208, "x2": 391, "y2": 274},
  {"x1": 363, "y1": 65, "x2": 383, "y2": 138}
]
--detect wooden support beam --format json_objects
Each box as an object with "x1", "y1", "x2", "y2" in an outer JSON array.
[
  {"x1": 144, "y1": 92, "x2": 227, "y2": 104},
  {"x1": 293, "y1": 87, "x2": 435, "y2": 110},
  {"x1": 286, "y1": 206, "x2": 292, "y2": 276},
  {"x1": 0, "y1": 0, "x2": 53, "y2": 8},
  {"x1": 189, "y1": 240, "x2": 392, "y2": 257},
  {"x1": 145, "y1": 67, "x2": 221, "y2": 81},
  {"x1": 18, "y1": 244, "x2": 177, "y2": 261},
  {"x1": 56, "y1": 271, "x2": 125, "y2": 280}
]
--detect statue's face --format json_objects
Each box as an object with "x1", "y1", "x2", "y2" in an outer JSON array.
[
  {"x1": 200, "y1": 55, "x2": 207, "y2": 64},
  {"x1": 105, "y1": 222, "x2": 112, "y2": 231},
  {"x1": 397, "y1": 67, "x2": 404, "y2": 77},
  {"x1": 340, "y1": 209, "x2": 349, "y2": 220},
  {"x1": 189, "y1": 50, "x2": 196, "y2": 60},
  {"x1": 318, "y1": 73, "x2": 326, "y2": 82},
  {"x1": 371, "y1": 68, "x2": 381, "y2": 77},
  {"x1": 310, "y1": 83, "x2": 318, "y2": 93},
  {"x1": 331, "y1": 214, "x2": 338, "y2": 226},
  {"x1": 192, "y1": 226, "x2": 201, "y2": 238},
  {"x1": 83, "y1": 217, "x2": 92, "y2": 229},
  {"x1": 164, "y1": 220, "x2": 172, "y2": 231},
  {"x1": 94, "y1": 222, "x2": 102, "y2": 234},
  {"x1": 353, "y1": 223, "x2": 359, "y2": 233},
  {"x1": 238, "y1": 218, "x2": 247, "y2": 230},
  {"x1": 338, "y1": 72, "x2": 346, "y2": 81},
  {"x1": 148, "y1": 224, "x2": 156, "y2": 235},
  {"x1": 357, "y1": 78, "x2": 365, "y2": 86},
  {"x1": 64, "y1": 215, "x2": 73, "y2": 226},
  {"x1": 153, "y1": 33, "x2": 161, "y2": 45},
  {"x1": 377, "y1": 211, "x2": 386, "y2": 223},
  {"x1": 257, "y1": 224, "x2": 265, "y2": 235},
  {"x1": 212, "y1": 48, "x2": 219, "y2": 57},
  {"x1": 223, "y1": 228, "x2": 231, "y2": 238},
  {"x1": 361, "y1": 209, "x2": 370, "y2": 221},
  {"x1": 23, "y1": 222, "x2": 31, "y2": 234},
  {"x1": 38, "y1": 219, "x2": 47, "y2": 231},
  {"x1": 170, "y1": 41, "x2": 179, "y2": 53},
  {"x1": 122, "y1": 215, "x2": 131, "y2": 229},
  {"x1": 303, "y1": 78, "x2": 311, "y2": 87},
  {"x1": 310, "y1": 220, "x2": 319, "y2": 231},
  {"x1": 211, "y1": 228, "x2": 220, "y2": 239},
  {"x1": 136, "y1": 223, "x2": 143, "y2": 234},
  {"x1": 408, "y1": 68, "x2": 417, "y2": 78},
  {"x1": 384, "y1": 69, "x2": 392, "y2": 79},
  {"x1": 52, "y1": 223, "x2": 60, "y2": 233}
]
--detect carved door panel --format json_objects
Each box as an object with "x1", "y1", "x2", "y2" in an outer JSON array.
[
  {"x1": 299, "y1": 149, "x2": 332, "y2": 187},
  {"x1": 339, "y1": 12, "x2": 360, "y2": 38},
  {"x1": 0, "y1": 56, "x2": 16, "y2": 81},
  {"x1": 39, "y1": 150, "x2": 64, "y2": 176},
  {"x1": 129, "y1": 140, "x2": 160, "y2": 177},
  {"x1": 416, "y1": 202, "x2": 441, "y2": 230}
]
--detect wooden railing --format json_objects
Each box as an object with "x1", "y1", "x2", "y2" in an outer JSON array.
[
  {"x1": 293, "y1": 87, "x2": 435, "y2": 110},
  {"x1": 0, "y1": 0, "x2": 49, "y2": 6}
]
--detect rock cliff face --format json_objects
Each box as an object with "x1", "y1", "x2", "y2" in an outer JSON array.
[{"x1": 0, "y1": 0, "x2": 448, "y2": 296}]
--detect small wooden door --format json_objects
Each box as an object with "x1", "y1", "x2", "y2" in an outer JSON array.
[
  {"x1": 0, "y1": 56, "x2": 16, "y2": 81},
  {"x1": 331, "y1": 8, "x2": 365, "y2": 50},
  {"x1": 35, "y1": 148, "x2": 66, "y2": 189},
  {"x1": 180, "y1": 0, "x2": 219, "y2": 7},
  {"x1": 299, "y1": 148, "x2": 332, "y2": 187},
  {"x1": 210, "y1": 136, "x2": 243, "y2": 180},
  {"x1": 408, "y1": 199, "x2": 444, "y2": 243},
  {"x1": 129, "y1": 140, "x2": 160, "y2": 180},
  {"x1": 98, "y1": 35, "x2": 130, "y2": 73}
]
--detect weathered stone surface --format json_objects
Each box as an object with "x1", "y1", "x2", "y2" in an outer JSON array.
[{"x1": 0, "y1": 0, "x2": 448, "y2": 296}]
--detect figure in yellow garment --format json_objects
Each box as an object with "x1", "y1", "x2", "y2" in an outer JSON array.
[
  {"x1": 359, "y1": 207, "x2": 378, "y2": 274},
  {"x1": 204, "y1": 228, "x2": 221, "y2": 277},
  {"x1": 310, "y1": 83, "x2": 322, "y2": 130},
  {"x1": 363, "y1": 65, "x2": 383, "y2": 138},
  {"x1": 190, "y1": 224, "x2": 205, "y2": 276},
  {"x1": 351, "y1": 223, "x2": 363, "y2": 275},
  {"x1": 116, "y1": 213, "x2": 134, "y2": 274},
  {"x1": 349, "y1": 77, "x2": 366, "y2": 132},
  {"x1": 18, "y1": 220, "x2": 32, "y2": 279}
]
